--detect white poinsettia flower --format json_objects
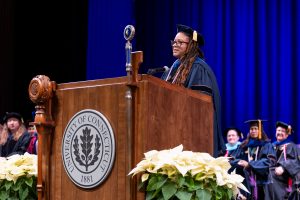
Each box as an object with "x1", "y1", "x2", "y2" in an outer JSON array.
[
  {"x1": 0, "y1": 154, "x2": 37, "y2": 182},
  {"x1": 168, "y1": 144, "x2": 184, "y2": 154},
  {"x1": 10, "y1": 167, "x2": 26, "y2": 177},
  {"x1": 144, "y1": 150, "x2": 158, "y2": 159},
  {"x1": 128, "y1": 160, "x2": 151, "y2": 176},
  {"x1": 129, "y1": 144, "x2": 248, "y2": 199},
  {"x1": 141, "y1": 173, "x2": 149, "y2": 182},
  {"x1": 0, "y1": 174, "x2": 5, "y2": 179},
  {"x1": 5, "y1": 173, "x2": 16, "y2": 182}
]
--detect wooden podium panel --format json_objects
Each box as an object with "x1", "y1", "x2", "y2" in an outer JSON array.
[
  {"x1": 50, "y1": 77, "x2": 129, "y2": 199},
  {"x1": 29, "y1": 74, "x2": 213, "y2": 200},
  {"x1": 134, "y1": 75, "x2": 213, "y2": 159}
]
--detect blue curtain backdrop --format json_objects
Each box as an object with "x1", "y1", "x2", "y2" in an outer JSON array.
[
  {"x1": 87, "y1": 0, "x2": 300, "y2": 143},
  {"x1": 86, "y1": 0, "x2": 135, "y2": 79}
]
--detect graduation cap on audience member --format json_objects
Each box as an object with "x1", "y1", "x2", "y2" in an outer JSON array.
[
  {"x1": 244, "y1": 119, "x2": 267, "y2": 140},
  {"x1": 176, "y1": 24, "x2": 205, "y2": 46},
  {"x1": 276, "y1": 121, "x2": 293, "y2": 135},
  {"x1": 224, "y1": 127, "x2": 244, "y2": 139},
  {"x1": 3, "y1": 112, "x2": 24, "y2": 123}
]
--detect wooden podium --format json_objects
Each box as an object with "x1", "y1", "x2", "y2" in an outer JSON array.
[{"x1": 28, "y1": 53, "x2": 213, "y2": 200}]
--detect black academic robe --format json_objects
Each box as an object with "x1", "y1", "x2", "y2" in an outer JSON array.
[
  {"x1": 224, "y1": 143, "x2": 251, "y2": 199},
  {"x1": 0, "y1": 131, "x2": 31, "y2": 157},
  {"x1": 267, "y1": 139, "x2": 300, "y2": 200},
  {"x1": 162, "y1": 57, "x2": 225, "y2": 156},
  {"x1": 230, "y1": 139, "x2": 276, "y2": 200},
  {"x1": 289, "y1": 169, "x2": 300, "y2": 200}
]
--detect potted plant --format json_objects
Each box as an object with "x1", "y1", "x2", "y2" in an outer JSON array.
[
  {"x1": 0, "y1": 153, "x2": 37, "y2": 200},
  {"x1": 129, "y1": 145, "x2": 248, "y2": 200}
]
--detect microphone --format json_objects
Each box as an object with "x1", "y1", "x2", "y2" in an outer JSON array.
[{"x1": 147, "y1": 66, "x2": 169, "y2": 75}]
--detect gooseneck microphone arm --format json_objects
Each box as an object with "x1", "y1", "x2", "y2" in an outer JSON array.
[{"x1": 147, "y1": 66, "x2": 170, "y2": 75}]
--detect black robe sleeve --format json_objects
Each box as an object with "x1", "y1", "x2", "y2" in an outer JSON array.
[
  {"x1": 249, "y1": 142, "x2": 276, "y2": 177},
  {"x1": 278, "y1": 143, "x2": 300, "y2": 177},
  {"x1": 185, "y1": 58, "x2": 225, "y2": 156},
  {"x1": 8, "y1": 131, "x2": 31, "y2": 156}
]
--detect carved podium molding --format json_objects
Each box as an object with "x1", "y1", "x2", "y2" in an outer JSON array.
[{"x1": 28, "y1": 75, "x2": 56, "y2": 200}]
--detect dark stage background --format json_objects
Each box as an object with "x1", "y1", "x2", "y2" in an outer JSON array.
[
  {"x1": 0, "y1": 0, "x2": 88, "y2": 123},
  {"x1": 1, "y1": 0, "x2": 299, "y2": 144}
]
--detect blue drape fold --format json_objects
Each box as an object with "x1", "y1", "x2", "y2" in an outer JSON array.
[{"x1": 87, "y1": 0, "x2": 300, "y2": 143}]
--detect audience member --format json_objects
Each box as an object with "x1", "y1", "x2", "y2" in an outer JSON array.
[
  {"x1": 223, "y1": 127, "x2": 247, "y2": 199},
  {"x1": 223, "y1": 127, "x2": 243, "y2": 157},
  {"x1": 27, "y1": 123, "x2": 38, "y2": 155},
  {"x1": 0, "y1": 112, "x2": 31, "y2": 157},
  {"x1": 230, "y1": 119, "x2": 276, "y2": 200},
  {"x1": 267, "y1": 121, "x2": 300, "y2": 199}
]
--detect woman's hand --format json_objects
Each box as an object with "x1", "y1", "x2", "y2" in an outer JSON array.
[
  {"x1": 237, "y1": 160, "x2": 249, "y2": 168},
  {"x1": 275, "y1": 166, "x2": 284, "y2": 176}
]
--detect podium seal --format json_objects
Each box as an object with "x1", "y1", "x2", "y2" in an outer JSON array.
[{"x1": 62, "y1": 109, "x2": 115, "y2": 189}]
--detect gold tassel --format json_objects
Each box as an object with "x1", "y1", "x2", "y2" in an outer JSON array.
[
  {"x1": 288, "y1": 125, "x2": 292, "y2": 135},
  {"x1": 258, "y1": 119, "x2": 262, "y2": 140},
  {"x1": 193, "y1": 30, "x2": 197, "y2": 42}
]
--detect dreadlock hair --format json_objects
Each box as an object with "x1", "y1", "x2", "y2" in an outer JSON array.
[{"x1": 172, "y1": 40, "x2": 205, "y2": 86}]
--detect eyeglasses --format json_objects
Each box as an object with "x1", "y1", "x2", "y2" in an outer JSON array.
[{"x1": 170, "y1": 40, "x2": 189, "y2": 47}]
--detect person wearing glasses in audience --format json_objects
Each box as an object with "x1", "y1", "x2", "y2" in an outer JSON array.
[
  {"x1": 267, "y1": 121, "x2": 300, "y2": 200},
  {"x1": 230, "y1": 119, "x2": 276, "y2": 200},
  {"x1": 161, "y1": 24, "x2": 225, "y2": 157},
  {"x1": 0, "y1": 112, "x2": 31, "y2": 157}
]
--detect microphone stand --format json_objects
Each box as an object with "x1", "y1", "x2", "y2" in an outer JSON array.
[{"x1": 124, "y1": 25, "x2": 135, "y2": 200}]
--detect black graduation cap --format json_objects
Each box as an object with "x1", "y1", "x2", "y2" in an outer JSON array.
[
  {"x1": 224, "y1": 127, "x2": 243, "y2": 139},
  {"x1": 276, "y1": 121, "x2": 292, "y2": 135},
  {"x1": 244, "y1": 119, "x2": 267, "y2": 139},
  {"x1": 176, "y1": 24, "x2": 205, "y2": 46},
  {"x1": 3, "y1": 112, "x2": 23, "y2": 123}
]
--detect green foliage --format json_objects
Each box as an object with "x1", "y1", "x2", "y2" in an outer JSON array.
[
  {"x1": 139, "y1": 173, "x2": 234, "y2": 200},
  {"x1": 0, "y1": 176, "x2": 37, "y2": 200}
]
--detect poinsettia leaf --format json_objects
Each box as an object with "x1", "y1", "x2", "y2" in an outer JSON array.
[
  {"x1": 147, "y1": 176, "x2": 158, "y2": 191},
  {"x1": 0, "y1": 190, "x2": 9, "y2": 199},
  {"x1": 138, "y1": 179, "x2": 147, "y2": 191},
  {"x1": 12, "y1": 180, "x2": 21, "y2": 191},
  {"x1": 19, "y1": 187, "x2": 29, "y2": 200},
  {"x1": 147, "y1": 174, "x2": 167, "y2": 191},
  {"x1": 155, "y1": 175, "x2": 168, "y2": 190},
  {"x1": 196, "y1": 188, "x2": 212, "y2": 200},
  {"x1": 226, "y1": 188, "x2": 233, "y2": 199},
  {"x1": 175, "y1": 190, "x2": 193, "y2": 200},
  {"x1": 184, "y1": 176, "x2": 194, "y2": 188},
  {"x1": 25, "y1": 177, "x2": 33, "y2": 187},
  {"x1": 145, "y1": 190, "x2": 156, "y2": 200},
  {"x1": 214, "y1": 186, "x2": 223, "y2": 199},
  {"x1": 191, "y1": 181, "x2": 202, "y2": 191},
  {"x1": 162, "y1": 181, "x2": 177, "y2": 200},
  {"x1": 4, "y1": 180, "x2": 13, "y2": 191},
  {"x1": 177, "y1": 175, "x2": 185, "y2": 187}
]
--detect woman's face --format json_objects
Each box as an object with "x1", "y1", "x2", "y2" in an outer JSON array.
[
  {"x1": 276, "y1": 127, "x2": 288, "y2": 142},
  {"x1": 249, "y1": 126, "x2": 259, "y2": 138},
  {"x1": 172, "y1": 32, "x2": 190, "y2": 59},
  {"x1": 6, "y1": 117, "x2": 21, "y2": 133},
  {"x1": 226, "y1": 130, "x2": 240, "y2": 145}
]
